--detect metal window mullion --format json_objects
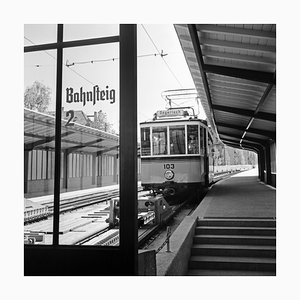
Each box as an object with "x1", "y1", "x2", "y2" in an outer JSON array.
[
  {"x1": 119, "y1": 24, "x2": 137, "y2": 275},
  {"x1": 53, "y1": 24, "x2": 64, "y2": 246},
  {"x1": 24, "y1": 36, "x2": 119, "y2": 53}
]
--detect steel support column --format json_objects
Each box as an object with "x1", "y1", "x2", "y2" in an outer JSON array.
[
  {"x1": 62, "y1": 150, "x2": 69, "y2": 190},
  {"x1": 24, "y1": 150, "x2": 29, "y2": 194},
  {"x1": 113, "y1": 155, "x2": 118, "y2": 184},
  {"x1": 92, "y1": 154, "x2": 96, "y2": 185},
  {"x1": 265, "y1": 142, "x2": 272, "y2": 185},
  {"x1": 258, "y1": 146, "x2": 266, "y2": 182},
  {"x1": 119, "y1": 24, "x2": 138, "y2": 275},
  {"x1": 53, "y1": 24, "x2": 64, "y2": 246},
  {"x1": 96, "y1": 154, "x2": 102, "y2": 186},
  {"x1": 270, "y1": 140, "x2": 276, "y2": 187}
]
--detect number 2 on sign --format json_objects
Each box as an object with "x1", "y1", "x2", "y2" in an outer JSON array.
[{"x1": 66, "y1": 110, "x2": 75, "y2": 126}]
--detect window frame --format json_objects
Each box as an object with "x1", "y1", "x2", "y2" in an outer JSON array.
[
  {"x1": 24, "y1": 24, "x2": 138, "y2": 275},
  {"x1": 140, "y1": 120, "x2": 205, "y2": 158}
]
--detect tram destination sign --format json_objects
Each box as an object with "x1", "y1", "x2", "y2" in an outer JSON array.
[
  {"x1": 156, "y1": 109, "x2": 185, "y2": 118},
  {"x1": 66, "y1": 85, "x2": 116, "y2": 107}
]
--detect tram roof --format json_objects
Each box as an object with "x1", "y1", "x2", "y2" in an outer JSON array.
[
  {"x1": 175, "y1": 24, "x2": 276, "y2": 152},
  {"x1": 24, "y1": 108, "x2": 119, "y2": 155},
  {"x1": 140, "y1": 117, "x2": 207, "y2": 126}
]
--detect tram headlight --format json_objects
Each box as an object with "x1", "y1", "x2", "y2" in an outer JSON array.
[{"x1": 164, "y1": 170, "x2": 174, "y2": 180}]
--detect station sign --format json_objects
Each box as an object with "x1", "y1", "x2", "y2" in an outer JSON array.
[
  {"x1": 66, "y1": 85, "x2": 116, "y2": 106},
  {"x1": 156, "y1": 109, "x2": 185, "y2": 118}
]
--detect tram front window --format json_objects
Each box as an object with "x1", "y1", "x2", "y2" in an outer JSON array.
[
  {"x1": 200, "y1": 127, "x2": 205, "y2": 155},
  {"x1": 152, "y1": 127, "x2": 167, "y2": 155},
  {"x1": 170, "y1": 125, "x2": 185, "y2": 155},
  {"x1": 187, "y1": 125, "x2": 199, "y2": 154},
  {"x1": 141, "y1": 127, "x2": 150, "y2": 156}
]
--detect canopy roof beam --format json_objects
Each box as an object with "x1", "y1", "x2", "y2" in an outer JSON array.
[
  {"x1": 196, "y1": 25, "x2": 276, "y2": 40},
  {"x1": 96, "y1": 145, "x2": 119, "y2": 156},
  {"x1": 216, "y1": 122, "x2": 275, "y2": 139},
  {"x1": 204, "y1": 64, "x2": 275, "y2": 84},
  {"x1": 222, "y1": 139, "x2": 259, "y2": 153},
  {"x1": 67, "y1": 138, "x2": 104, "y2": 152},
  {"x1": 203, "y1": 50, "x2": 275, "y2": 66},
  {"x1": 200, "y1": 38, "x2": 275, "y2": 54},
  {"x1": 219, "y1": 133, "x2": 266, "y2": 145},
  {"x1": 221, "y1": 137, "x2": 263, "y2": 149},
  {"x1": 188, "y1": 24, "x2": 215, "y2": 121},
  {"x1": 24, "y1": 132, "x2": 73, "y2": 151},
  {"x1": 240, "y1": 80, "x2": 275, "y2": 143},
  {"x1": 212, "y1": 104, "x2": 276, "y2": 122}
]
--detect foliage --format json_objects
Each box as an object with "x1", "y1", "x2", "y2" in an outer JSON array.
[
  {"x1": 88, "y1": 110, "x2": 116, "y2": 134},
  {"x1": 212, "y1": 143, "x2": 257, "y2": 166},
  {"x1": 24, "y1": 81, "x2": 51, "y2": 112}
]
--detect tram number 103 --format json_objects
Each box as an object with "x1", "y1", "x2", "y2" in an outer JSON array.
[{"x1": 163, "y1": 163, "x2": 175, "y2": 169}]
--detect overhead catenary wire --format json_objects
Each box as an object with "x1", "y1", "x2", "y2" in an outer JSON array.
[
  {"x1": 25, "y1": 35, "x2": 168, "y2": 82},
  {"x1": 24, "y1": 36, "x2": 96, "y2": 86},
  {"x1": 65, "y1": 52, "x2": 168, "y2": 67},
  {"x1": 25, "y1": 28, "x2": 184, "y2": 89},
  {"x1": 140, "y1": 24, "x2": 183, "y2": 88}
]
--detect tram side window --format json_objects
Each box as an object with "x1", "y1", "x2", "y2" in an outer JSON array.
[
  {"x1": 187, "y1": 125, "x2": 199, "y2": 154},
  {"x1": 152, "y1": 127, "x2": 167, "y2": 155},
  {"x1": 170, "y1": 125, "x2": 185, "y2": 155},
  {"x1": 141, "y1": 127, "x2": 150, "y2": 156}
]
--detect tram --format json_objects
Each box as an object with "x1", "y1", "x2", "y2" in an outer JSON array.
[{"x1": 140, "y1": 107, "x2": 214, "y2": 205}]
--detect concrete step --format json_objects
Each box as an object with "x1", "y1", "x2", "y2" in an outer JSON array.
[
  {"x1": 191, "y1": 244, "x2": 276, "y2": 258},
  {"x1": 189, "y1": 255, "x2": 276, "y2": 271},
  {"x1": 195, "y1": 226, "x2": 276, "y2": 236},
  {"x1": 187, "y1": 269, "x2": 276, "y2": 276},
  {"x1": 194, "y1": 234, "x2": 276, "y2": 246},
  {"x1": 197, "y1": 219, "x2": 276, "y2": 228}
]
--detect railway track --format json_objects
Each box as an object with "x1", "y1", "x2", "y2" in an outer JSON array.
[
  {"x1": 25, "y1": 187, "x2": 143, "y2": 225},
  {"x1": 24, "y1": 171, "x2": 241, "y2": 245}
]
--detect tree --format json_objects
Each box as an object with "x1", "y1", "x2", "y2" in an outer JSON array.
[
  {"x1": 24, "y1": 81, "x2": 51, "y2": 112},
  {"x1": 89, "y1": 110, "x2": 116, "y2": 134}
]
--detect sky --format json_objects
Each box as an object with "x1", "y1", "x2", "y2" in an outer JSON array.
[{"x1": 24, "y1": 24, "x2": 205, "y2": 133}]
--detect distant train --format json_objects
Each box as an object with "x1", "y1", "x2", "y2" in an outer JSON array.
[{"x1": 139, "y1": 107, "x2": 215, "y2": 205}]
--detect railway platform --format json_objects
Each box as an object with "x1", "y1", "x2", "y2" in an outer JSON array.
[{"x1": 156, "y1": 167, "x2": 276, "y2": 275}]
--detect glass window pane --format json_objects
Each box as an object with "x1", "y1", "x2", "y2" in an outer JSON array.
[
  {"x1": 64, "y1": 24, "x2": 119, "y2": 41},
  {"x1": 24, "y1": 50, "x2": 57, "y2": 245},
  {"x1": 24, "y1": 24, "x2": 57, "y2": 46},
  {"x1": 152, "y1": 127, "x2": 167, "y2": 155},
  {"x1": 170, "y1": 125, "x2": 185, "y2": 154},
  {"x1": 141, "y1": 127, "x2": 150, "y2": 156},
  {"x1": 200, "y1": 127, "x2": 205, "y2": 155},
  {"x1": 59, "y1": 42, "x2": 119, "y2": 246},
  {"x1": 187, "y1": 125, "x2": 199, "y2": 154}
]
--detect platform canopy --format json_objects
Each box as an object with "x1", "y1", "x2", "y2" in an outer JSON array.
[
  {"x1": 24, "y1": 108, "x2": 119, "y2": 155},
  {"x1": 175, "y1": 24, "x2": 276, "y2": 152}
]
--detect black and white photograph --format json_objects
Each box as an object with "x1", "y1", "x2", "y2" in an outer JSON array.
[{"x1": 1, "y1": 0, "x2": 299, "y2": 299}]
